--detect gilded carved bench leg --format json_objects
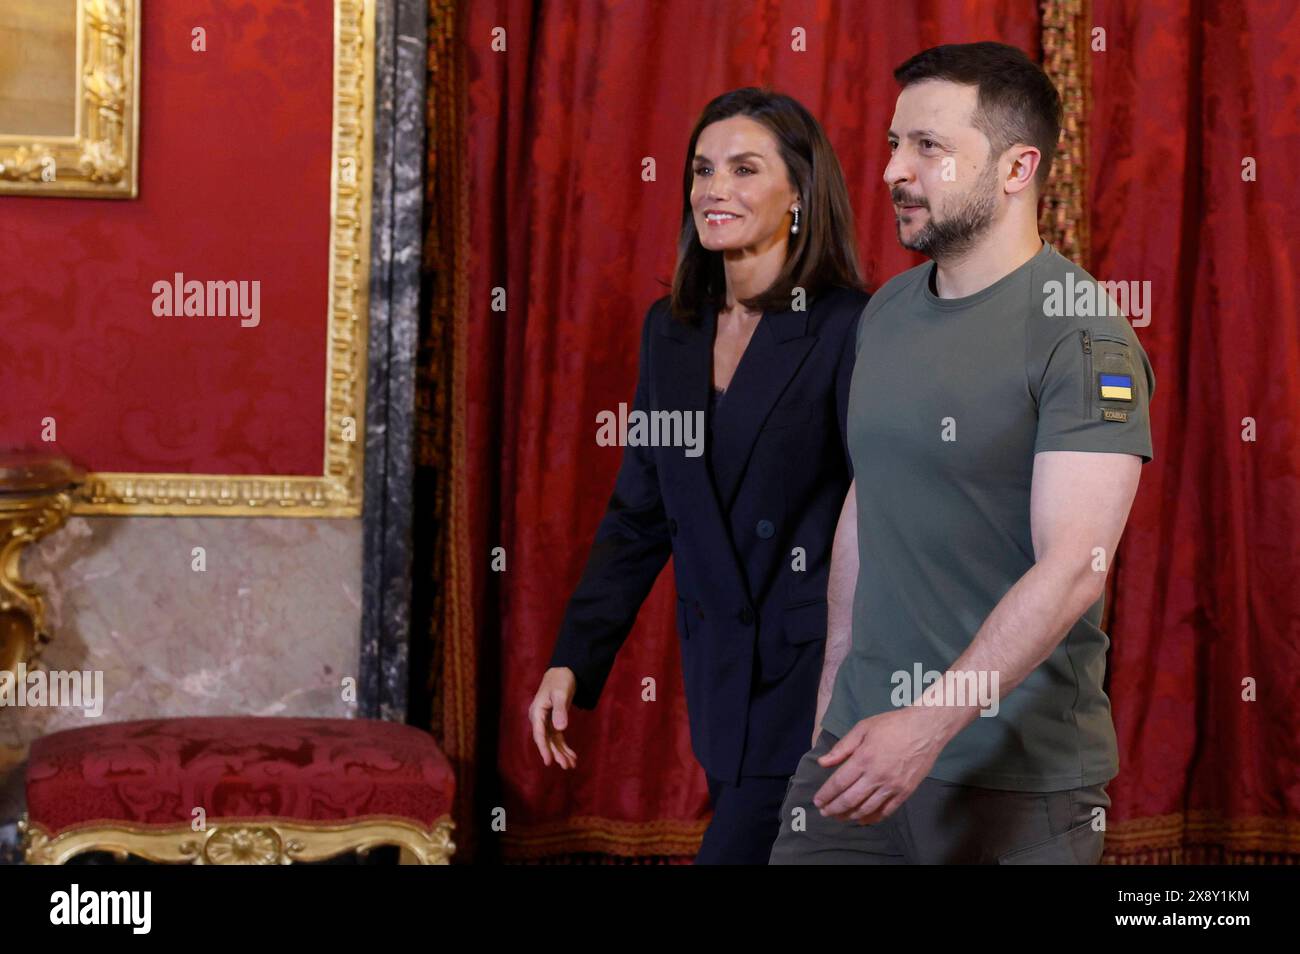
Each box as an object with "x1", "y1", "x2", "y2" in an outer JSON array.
[{"x1": 20, "y1": 814, "x2": 456, "y2": 865}]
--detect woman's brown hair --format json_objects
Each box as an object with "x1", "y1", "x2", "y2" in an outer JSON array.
[{"x1": 670, "y1": 87, "x2": 864, "y2": 322}]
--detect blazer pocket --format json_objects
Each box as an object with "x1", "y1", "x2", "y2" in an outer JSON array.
[
  {"x1": 762, "y1": 401, "x2": 815, "y2": 430},
  {"x1": 782, "y1": 598, "x2": 828, "y2": 645}
]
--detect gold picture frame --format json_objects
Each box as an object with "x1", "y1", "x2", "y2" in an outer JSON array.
[
  {"x1": 0, "y1": 0, "x2": 141, "y2": 198},
  {"x1": 66, "y1": 0, "x2": 373, "y2": 517}
]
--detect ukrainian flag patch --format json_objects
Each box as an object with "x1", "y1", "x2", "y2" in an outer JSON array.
[{"x1": 1099, "y1": 372, "x2": 1134, "y2": 401}]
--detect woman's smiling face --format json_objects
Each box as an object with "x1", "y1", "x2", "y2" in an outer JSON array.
[{"x1": 691, "y1": 116, "x2": 799, "y2": 255}]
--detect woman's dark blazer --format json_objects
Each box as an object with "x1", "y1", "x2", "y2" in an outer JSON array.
[{"x1": 549, "y1": 284, "x2": 870, "y2": 786}]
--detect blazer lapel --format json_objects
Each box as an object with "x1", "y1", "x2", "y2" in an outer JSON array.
[
  {"x1": 658, "y1": 302, "x2": 726, "y2": 522},
  {"x1": 656, "y1": 300, "x2": 815, "y2": 595},
  {"x1": 708, "y1": 302, "x2": 815, "y2": 512}
]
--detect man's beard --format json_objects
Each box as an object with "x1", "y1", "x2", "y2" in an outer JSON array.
[{"x1": 894, "y1": 161, "x2": 999, "y2": 259}]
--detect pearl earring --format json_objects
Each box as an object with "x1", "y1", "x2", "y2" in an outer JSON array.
[{"x1": 791, "y1": 207, "x2": 801, "y2": 234}]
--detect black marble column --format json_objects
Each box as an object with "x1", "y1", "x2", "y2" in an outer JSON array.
[{"x1": 359, "y1": 0, "x2": 428, "y2": 722}]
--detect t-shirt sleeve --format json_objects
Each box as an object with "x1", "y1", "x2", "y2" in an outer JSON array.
[
  {"x1": 855, "y1": 296, "x2": 871, "y2": 355},
  {"x1": 1031, "y1": 317, "x2": 1156, "y2": 463}
]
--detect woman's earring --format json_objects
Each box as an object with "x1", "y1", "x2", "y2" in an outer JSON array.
[{"x1": 791, "y1": 207, "x2": 801, "y2": 234}]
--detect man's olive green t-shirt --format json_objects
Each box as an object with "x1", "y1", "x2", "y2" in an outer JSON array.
[{"x1": 822, "y1": 242, "x2": 1155, "y2": 791}]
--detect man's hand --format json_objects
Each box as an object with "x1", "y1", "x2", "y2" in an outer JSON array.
[
  {"x1": 812, "y1": 707, "x2": 952, "y2": 824},
  {"x1": 528, "y1": 667, "x2": 579, "y2": 769}
]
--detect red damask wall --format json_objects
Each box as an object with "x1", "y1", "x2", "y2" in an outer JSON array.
[{"x1": 0, "y1": 0, "x2": 335, "y2": 477}]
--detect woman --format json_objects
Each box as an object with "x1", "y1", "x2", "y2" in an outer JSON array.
[{"x1": 528, "y1": 87, "x2": 869, "y2": 864}]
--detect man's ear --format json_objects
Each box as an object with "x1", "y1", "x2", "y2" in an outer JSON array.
[{"x1": 1004, "y1": 145, "x2": 1042, "y2": 196}]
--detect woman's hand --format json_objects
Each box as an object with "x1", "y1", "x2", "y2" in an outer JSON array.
[{"x1": 529, "y1": 667, "x2": 579, "y2": 769}]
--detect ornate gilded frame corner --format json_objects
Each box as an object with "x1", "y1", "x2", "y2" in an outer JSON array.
[
  {"x1": 0, "y1": 0, "x2": 141, "y2": 198},
  {"x1": 71, "y1": 0, "x2": 374, "y2": 517},
  {"x1": 1040, "y1": 0, "x2": 1091, "y2": 269},
  {"x1": 0, "y1": 490, "x2": 79, "y2": 673},
  {"x1": 20, "y1": 813, "x2": 456, "y2": 865}
]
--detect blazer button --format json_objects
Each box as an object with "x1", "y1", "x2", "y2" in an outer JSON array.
[
  {"x1": 669, "y1": 518, "x2": 678, "y2": 536},
  {"x1": 738, "y1": 606, "x2": 754, "y2": 625},
  {"x1": 755, "y1": 519, "x2": 774, "y2": 539}
]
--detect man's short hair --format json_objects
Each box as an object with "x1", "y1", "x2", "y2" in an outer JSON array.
[{"x1": 893, "y1": 42, "x2": 1063, "y2": 190}]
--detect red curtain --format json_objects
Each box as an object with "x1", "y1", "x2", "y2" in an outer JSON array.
[
  {"x1": 446, "y1": 0, "x2": 1300, "y2": 861},
  {"x1": 1090, "y1": 0, "x2": 1300, "y2": 862}
]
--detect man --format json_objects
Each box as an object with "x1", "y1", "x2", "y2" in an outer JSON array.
[{"x1": 769, "y1": 42, "x2": 1155, "y2": 864}]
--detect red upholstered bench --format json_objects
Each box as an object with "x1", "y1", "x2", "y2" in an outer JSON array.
[{"x1": 20, "y1": 716, "x2": 456, "y2": 865}]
